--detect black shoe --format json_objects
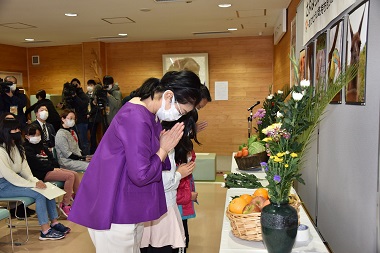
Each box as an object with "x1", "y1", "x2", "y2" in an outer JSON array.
[
  {"x1": 10, "y1": 204, "x2": 31, "y2": 219},
  {"x1": 26, "y1": 207, "x2": 36, "y2": 216}
]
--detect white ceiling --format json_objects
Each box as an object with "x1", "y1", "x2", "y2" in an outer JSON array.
[{"x1": 0, "y1": 0, "x2": 291, "y2": 47}]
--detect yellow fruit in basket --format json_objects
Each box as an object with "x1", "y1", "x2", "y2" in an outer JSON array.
[
  {"x1": 240, "y1": 194, "x2": 253, "y2": 204},
  {"x1": 252, "y1": 188, "x2": 269, "y2": 200},
  {"x1": 229, "y1": 197, "x2": 248, "y2": 214}
]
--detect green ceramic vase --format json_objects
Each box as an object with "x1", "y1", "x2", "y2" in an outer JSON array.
[{"x1": 260, "y1": 200, "x2": 298, "y2": 253}]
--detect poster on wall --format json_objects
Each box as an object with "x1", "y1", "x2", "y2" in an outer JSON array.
[
  {"x1": 303, "y1": 0, "x2": 355, "y2": 45},
  {"x1": 306, "y1": 42, "x2": 315, "y2": 87},
  {"x1": 290, "y1": 17, "x2": 297, "y2": 87},
  {"x1": 315, "y1": 32, "x2": 327, "y2": 90},
  {"x1": 299, "y1": 49, "x2": 306, "y2": 81},
  {"x1": 328, "y1": 19, "x2": 344, "y2": 104},
  {"x1": 345, "y1": 2, "x2": 368, "y2": 105}
]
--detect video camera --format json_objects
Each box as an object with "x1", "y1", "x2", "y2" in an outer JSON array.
[
  {"x1": 0, "y1": 81, "x2": 12, "y2": 94},
  {"x1": 93, "y1": 84, "x2": 108, "y2": 109},
  {"x1": 62, "y1": 82, "x2": 77, "y2": 107}
]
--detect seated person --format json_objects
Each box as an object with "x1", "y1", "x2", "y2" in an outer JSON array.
[
  {"x1": 24, "y1": 124, "x2": 80, "y2": 217},
  {"x1": 0, "y1": 118, "x2": 70, "y2": 240},
  {"x1": 55, "y1": 109, "x2": 90, "y2": 172},
  {"x1": 31, "y1": 104, "x2": 56, "y2": 150}
]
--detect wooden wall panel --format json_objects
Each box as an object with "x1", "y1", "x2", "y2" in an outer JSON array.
[
  {"x1": 0, "y1": 44, "x2": 28, "y2": 92},
  {"x1": 27, "y1": 45, "x2": 83, "y2": 94},
  {"x1": 106, "y1": 36, "x2": 273, "y2": 155},
  {"x1": 273, "y1": 0, "x2": 300, "y2": 91}
]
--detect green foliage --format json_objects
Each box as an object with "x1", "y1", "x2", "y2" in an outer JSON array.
[{"x1": 224, "y1": 173, "x2": 263, "y2": 189}]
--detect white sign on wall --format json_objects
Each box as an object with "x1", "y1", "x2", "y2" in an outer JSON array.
[{"x1": 303, "y1": 0, "x2": 355, "y2": 44}]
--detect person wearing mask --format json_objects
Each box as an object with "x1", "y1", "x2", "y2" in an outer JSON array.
[
  {"x1": 55, "y1": 109, "x2": 90, "y2": 172},
  {"x1": 23, "y1": 124, "x2": 80, "y2": 217},
  {"x1": 0, "y1": 77, "x2": 28, "y2": 129},
  {"x1": 69, "y1": 71, "x2": 202, "y2": 253},
  {"x1": 86, "y1": 80, "x2": 102, "y2": 154},
  {"x1": 31, "y1": 104, "x2": 56, "y2": 150},
  {"x1": 0, "y1": 118, "x2": 71, "y2": 240},
  {"x1": 102, "y1": 75, "x2": 122, "y2": 127},
  {"x1": 195, "y1": 84, "x2": 212, "y2": 133},
  {"x1": 25, "y1": 89, "x2": 61, "y2": 132}
]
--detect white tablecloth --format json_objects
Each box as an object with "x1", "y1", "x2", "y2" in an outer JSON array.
[{"x1": 218, "y1": 153, "x2": 329, "y2": 252}]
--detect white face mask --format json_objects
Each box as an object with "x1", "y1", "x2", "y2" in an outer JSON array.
[
  {"x1": 107, "y1": 84, "x2": 112, "y2": 90},
  {"x1": 39, "y1": 110, "x2": 49, "y2": 120},
  {"x1": 156, "y1": 91, "x2": 182, "y2": 122},
  {"x1": 65, "y1": 119, "x2": 75, "y2": 128},
  {"x1": 29, "y1": 136, "x2": 41, "y2": 144},
  {"x1": 10, "y1": 84, "x2": 17, "y2": 92},
  {"x1": 87, "y1": 86, "x2": 94, "y2": 92}
]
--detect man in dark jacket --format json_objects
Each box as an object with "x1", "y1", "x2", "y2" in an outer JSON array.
[
  {"x1": 31, "y1": 104, "x2": 56, "y2": 150},
  {"x1": 25, "y1": 89, "x2": 61, "y2": 132}
]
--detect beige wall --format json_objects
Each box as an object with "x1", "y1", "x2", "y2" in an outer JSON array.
[{"x1": 1, "y1": 27, "x2": 298, "y2": 156}]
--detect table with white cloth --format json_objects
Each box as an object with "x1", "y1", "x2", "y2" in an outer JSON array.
[{"x1": 218, "y1": 153, "x2": 329, "y2": 253}]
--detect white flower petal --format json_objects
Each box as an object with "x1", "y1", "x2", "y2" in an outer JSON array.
[
  {"x1": 277, "y1": 90, "x2": 283, "y2": 94},
  {"x1": 300, "y1": 79, "x2": 310, "y2": 87},
  {"x1": 292, "y1": 92, "x2": 303, "y2": 101},
  {"x1": 223, "y1": 174, "x2": 228, "y2": 179},
  {"x1": 276, "y1": 111, "x2": 283, "y2": 118}
]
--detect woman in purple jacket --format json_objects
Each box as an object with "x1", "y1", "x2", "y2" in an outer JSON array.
[{"x1": 69, "y1": 71, "x2": 202, "y2": 253}]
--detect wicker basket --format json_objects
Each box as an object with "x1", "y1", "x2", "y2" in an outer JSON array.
[
  {"x1": 226, "y1": 194, "x2": 301, "y2": 241},
  {"x1": 234, "y1": 151, "x2": 268, "y2": 170}
]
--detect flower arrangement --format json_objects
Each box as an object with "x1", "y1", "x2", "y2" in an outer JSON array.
[{"x1": 260, "y1": 59, "x2": 358, "y2": 205}]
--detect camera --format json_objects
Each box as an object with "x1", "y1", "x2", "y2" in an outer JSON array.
[
  {"x1": 62, "y1": 82, "x2": 77, "y2": 107},
  {"x1": 0, "y1": 82, "x2": 12, "y2": 94},
  {"x1": 93, "y1": 84, "x2": 108, "y2": 109}
]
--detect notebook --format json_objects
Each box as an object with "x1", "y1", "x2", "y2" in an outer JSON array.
[{"x1": 32, "y1": 182, "x2": 66, "y2": 200}]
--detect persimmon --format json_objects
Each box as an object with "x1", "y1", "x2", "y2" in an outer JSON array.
[
  {"x1": 228, "y1": 197, "x2": 248, "y2": 214},
  {"x1": 235, "y1": 151, "x2": 243, "y2": 158},
  {"x1": 242, "y1": 146, "x2": 248, "y2": 151},
  {"x1": 239, "y1": 194, "x2": 253, "y2": 204},
  {"x1": 242, "y1": 149, "x2": 249, "y2": 157},
  {"x1": 252, "y1": 188, "x2": 269, "y2": 200}
]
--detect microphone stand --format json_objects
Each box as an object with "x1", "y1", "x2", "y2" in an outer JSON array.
[{"x1": 248, "y1": 109, "x2": 253, "y2": 138}]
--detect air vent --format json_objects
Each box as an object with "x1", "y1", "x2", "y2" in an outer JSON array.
[
  {"x1": 0, "y1": 22, "x2": 36, "y2": 29},
  {"x1": 101, "y1": 17, "x2": 135, "y2": 24},
  {"x1": 22, "y1": 40, "x2": 51, "y2": 44},
  {"x1": 154, "y1": 0, "x2": 191, "y2": 3},
  {"x1": 193, "y1": 31, "x2": 231, "y2": 36},
  {"x1": 92, "y1": 36, "x2": 128, "y2": 41}
]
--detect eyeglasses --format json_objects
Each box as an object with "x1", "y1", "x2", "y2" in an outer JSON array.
[{"x1": 175, "y1": 101, "x2": 185, "y2": 116}]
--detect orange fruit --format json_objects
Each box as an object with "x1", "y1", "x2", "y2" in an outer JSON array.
[
  {"x1": 252, "y1": 188, "x2": 269, "y2": 200},
  {"x1": 235, "y1": 151, "x2": 243, "y2": 158},
  {"x1": 228, "y1": 197, "x2": 248, "y2": 214},
  {"x1": 242, "y1": 149, "x2": 249, "y2": 157},
  {"x1": 242, "y1": 146, "x2": 248, "y2": 151},
  {"x1": 240, "y1": 194, "x2": 253, "y2": 204}
]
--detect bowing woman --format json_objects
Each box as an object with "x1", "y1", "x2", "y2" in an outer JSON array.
[{"x1": 69, "y1": 70, "x2": 202, "y2": 253}]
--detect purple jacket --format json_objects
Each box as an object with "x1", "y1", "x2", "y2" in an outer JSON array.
[{"x1": 69, "y1": 103, "x2": 169, "y2": 230}]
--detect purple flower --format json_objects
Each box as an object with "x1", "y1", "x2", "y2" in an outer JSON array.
[
  {"x1": 273, "y1": 175, "x2": 281, "y2": 183},
  {"x1": 257, "y1": 120, "x2": 262, "y2": 125},
  {"x1": 260, "y1": 162, "x2": 268, "y2": 171}
]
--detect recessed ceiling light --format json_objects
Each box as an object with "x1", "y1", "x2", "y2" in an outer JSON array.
[
  {"x1": 25, "y1": 38, "x2": 34, "y2": 41},
  {"x1": 218, "y1": 4, "x2": 232, "y2": 8},
  {"x1": 228, "y1": 28, "x2": 237, "y2": 31},
  {"x1": 65, "y1": 13, "x2": 78, "y2": 17},
  {"x1": 118, "y1": 33, "x2": 128, "y2": 36}
]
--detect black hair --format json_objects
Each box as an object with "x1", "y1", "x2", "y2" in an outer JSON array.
[
  {"x1": 162, "y1": 109, "x2": 201, "y2": 164},
  {"x1": 0, "y1": 118, "x2": 25, "y2": 163},
  {"x1": 36, "y1": 89, "x2": 46, "y2": 99},
  {"x1": 103, "y1": 76, "x2": 114, "y2": 86},
  {"x1": 200, "y1": 84, "x2": 212, "y2": 102},
  {"x1": 0, "y1": 112, "x2": 16, "y2": 122},
  {"x1": 135, "y1": 70, "x2": 202, "y2": 107},
  {"x1": 70, "y1": 78, "x2": 81, "y2": 85},
  {"x1": 25, "y1": 124, "x2": 40, "y2": 136},
  {"x1": 87, "y1": 79, "x2": 97, "y2": 85},
  {"x1": 33, "y1": 103, "x2": 48, "y2": 114}
]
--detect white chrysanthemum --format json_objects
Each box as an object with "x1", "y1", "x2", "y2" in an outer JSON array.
[
  {"x1": 276, "y1": 111, "x2": 283, "y2": 118},
  {"x1": 300, "y1": 79, "x2": 310, "y2": 87},
  {"x1": 223, "y1": 174, "x2": 228, "y2": 179},
  {"x1": 267, "y1": 94, "x2": 274, "y2": 100},
  {"x1": 292, "y1": 92, "x2": 303, "y2": 101},
  {"x1": 277, "y1": 90, "x2": 283, "y2": 94}
]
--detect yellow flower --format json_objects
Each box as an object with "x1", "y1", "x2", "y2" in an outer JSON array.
[
  {"x1": 290, "y1": 153, "x2": 298, "y2": 158},
  {"x1": 262, "y1": 137, "x2": 272, "y2": 142},
  {"x1": 262, "y1": 123, "x2": 282, "y2": 135},
  {"x1": 285, "y1": 164, "x2": 289, "y2": 168},
  {"x1": 274, "y1": 156, "x2": 283, "y2": 162},
  {"x1": 277, "y1": 152, "x2": 285, "y2": 157}
]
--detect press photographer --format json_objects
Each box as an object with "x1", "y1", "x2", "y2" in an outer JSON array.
[
  {"x1": 59, "y1": 78, "x2": 90, "y2": 155},
  {"x1": 101, "y1": 75, "x2": 122, "y2": 126}
]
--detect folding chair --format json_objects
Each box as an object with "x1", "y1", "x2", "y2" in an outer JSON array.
[
  {"x1": 0, "y1": 208, "x2": 14, "y2": 251},
  {"x1": 0, "y1": 197, "x2": 35, "y2": 244}
]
